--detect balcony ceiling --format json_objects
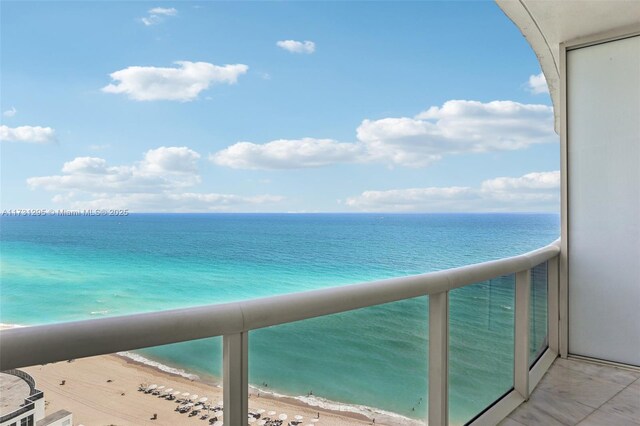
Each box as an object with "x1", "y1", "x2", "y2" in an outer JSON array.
[{"x1": 496, "y1": 0, "x2": 640, "y2": 132}]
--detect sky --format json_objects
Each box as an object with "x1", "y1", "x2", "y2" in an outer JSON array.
[{"x1": 0, "y1": 1, "x2": 559, "y2": 213}]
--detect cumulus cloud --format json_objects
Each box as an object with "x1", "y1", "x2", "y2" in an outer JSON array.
[
  {"x1": 3, "y1": 107, "x2": 17, "y2": 117},
  {"x1": 345, "y1": 187, "x2": 477, "y2": 212},
  {"x1": 211, "y1": 100, "x2": 556, "y2": 169},
  {"x1": 0, "y1": 125, "x2": 55, "y2": 144},
  {"x1": 527, "y1": 72, "x2": 550, "y2": 94},
  {"x1": 359, "y1": 100, "x2": 556, "y2": 167},
  {"x1": 140, "y1": 6, "x2": 177, "y2": 26},
  {"x1": 102, "y1": 61, "x2": 249, "y2": 101},
  {"x1": 276, "y1": 40, "x2": 316, "y2": 54},
  {"x1": 28, "y1": 146, "x2": 282, "y2": 212},
  {"x1": 211, "y1": 138, "x2": 363, "y2": 169},
  {"x1": 345, "y1": 171, "x2": 560, "y2": 212}
]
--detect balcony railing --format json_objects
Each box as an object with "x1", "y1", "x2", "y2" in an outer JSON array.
[{"x1": 0, "y1": 239, "x2": 560, "y2": 425}]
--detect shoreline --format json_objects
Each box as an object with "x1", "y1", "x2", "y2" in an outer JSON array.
[
  {"x1": 116, "y1": 352, "x2": 421, "y2": 425},
  {"x1": 116, "y1": 352, "x2": 374, "y2": 423}
]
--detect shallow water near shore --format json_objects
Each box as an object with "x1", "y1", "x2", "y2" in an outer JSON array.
[{"x1": 1, "y1": 213, "x2": 558, "y2": 424}]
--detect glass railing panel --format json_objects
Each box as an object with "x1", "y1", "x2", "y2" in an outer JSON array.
[
  {"x1": 449, "y1": 274, "x2": 516, "y2": 425},
  {"x1": 21, "y1": 337, "x2": 224, "y2": 425},
  {"x1": 250, "y1": 297, "x2": 428, "y2": 425},
  {"x1": 530, "y1": 261, "x2": 549, "y2": 366}
]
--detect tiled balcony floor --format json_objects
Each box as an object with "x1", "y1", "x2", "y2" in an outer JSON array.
[{"x1": 500, "y1": 358, "x2": 640, "y2": 426}]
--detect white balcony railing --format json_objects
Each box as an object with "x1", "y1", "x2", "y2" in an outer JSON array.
[{"x1": 0, "y1": 239, "x2": 561, "y2": 426}]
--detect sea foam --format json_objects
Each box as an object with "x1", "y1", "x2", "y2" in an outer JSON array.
[{"x1": 117, "y1": 351, "x2": 200, "y2": 381}]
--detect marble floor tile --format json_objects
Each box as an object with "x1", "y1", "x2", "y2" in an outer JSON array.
[
  {"x1": 517, "y1": 388, "x2": 593, "y2": 425},
  {"x1": 508, "y1": 403, "x2": 568, "y2": 426},
  {"x1": 554, "y1": 358, "x2": 640, "y2": 387},
  {"x1": 597, "y1": 381, "x2": 640, "y2": 423},
  {"x1": 498, "y1": 418, "x2": 527, "y2": 426},
  {"x1": 536, "y1": 364, "x2": 626, "y2": 409},
  {"x1": 576, "y1": 408, "x2": 640, "y2": 426}
]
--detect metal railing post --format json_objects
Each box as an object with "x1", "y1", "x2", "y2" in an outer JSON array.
[
  {"x1": 429, "y1": 291, "x2": 449, "y2": 426},
  {"x1": 223, "y1": 332, "x2": 248, "y2": 426},
  {"x1": 514, "y1": 269, "x2": 531, "y2": 400}
]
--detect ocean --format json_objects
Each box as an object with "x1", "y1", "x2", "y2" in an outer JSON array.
[{"x1": 0, "y1": 213, "x2": 559, "y2": 424}]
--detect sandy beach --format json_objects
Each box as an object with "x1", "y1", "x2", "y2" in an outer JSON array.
[{"x1": 23, "y1": 354, "x2": 379, "y2": 426}]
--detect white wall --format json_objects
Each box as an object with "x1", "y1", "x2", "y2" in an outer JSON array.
[{"x1": 567, "y1": 34, "x2": 640, "y2": 366}]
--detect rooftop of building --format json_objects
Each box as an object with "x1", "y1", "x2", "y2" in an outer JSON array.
[{"x1": 0, "y1": 371, "x2": 32, "y2": 416}]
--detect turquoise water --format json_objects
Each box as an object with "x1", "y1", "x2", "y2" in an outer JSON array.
[{"x1": 0, "y1": 213, "x2": 559, "y2": 424}]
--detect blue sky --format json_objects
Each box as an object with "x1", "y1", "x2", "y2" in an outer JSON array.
[{"x1": 1, "y1": 1, "x2": 559, "y2": 213}]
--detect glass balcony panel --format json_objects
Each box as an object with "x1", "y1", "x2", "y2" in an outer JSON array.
[
  {"x1": 530, "y1": 262, "x2": 549, "y2": 366},
  {"x1": 21, "y1": 338, "x2": 225, "y2": 424},
  {"x1": 449, "y1": 274, "x2": 516, "y2": 425},
  {"x1": 250, "y1": 297, "x2": 428, "y2": 424}
]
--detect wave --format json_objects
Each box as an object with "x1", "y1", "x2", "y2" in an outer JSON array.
[
  {"x1": 116, "y1": 351, "x2": 201, "y2": 381},
  {"x1": 90, "y1": 310, "x2": 110, "y2": 315},
  {"x1": 0, "y1": 323, "x2": 25, "y2": 329},
  {"x1": 249, "y1": 385, "x2": 424, "y2": 426}
]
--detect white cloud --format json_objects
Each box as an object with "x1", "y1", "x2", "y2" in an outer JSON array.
[
  {"x1": 28, "y1": 146, "x2": 283, "y2": 212},
  {"x1": 210, "y1": 100, "x2": 556, "y2": 169},
  {"x1": 140, "y1": 6, "x2": 177, "y2": 26},
  {"x1": 345, "y1": 187, "x2": 477, "y2": 212},
  {"x1": 211, "y1": 138, "x2": 363, "y2": 169},
  {"x1": 359, "y1": 100, "x2": 556, "y2": 167},
  {"x1": 345, "y1": 171, "x2": 560, "y2": 212},
  {"x1": 3, "y1": 107, "x2": 17, "y2": 117},
  {"x1": 276, "y1": 40, "x2": 316, "y2": 54},
  {"x1": 480, "y1": 170, "x2": 559, "y2": 192},
  {"x1": 102, "y1": 61, "x2": 248, "y2": 101},
  {"x1": 0, "y1": 125, "x2": 55, "y2": 144},
  {"x1": 527, "y1": 72, "x2": 549, "y2": 95},
  {"x1": 148, "y1": 7, "x2": 177, "y2": 16}
]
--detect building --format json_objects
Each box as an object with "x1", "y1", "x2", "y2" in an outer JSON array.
[{"x1": 0, "y1": 370, "x2": 71, "y2": 426}]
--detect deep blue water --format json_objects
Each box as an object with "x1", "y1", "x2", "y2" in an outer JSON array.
[{"x1": 0, "y1": 213, "x2": 558, "y2": 424}]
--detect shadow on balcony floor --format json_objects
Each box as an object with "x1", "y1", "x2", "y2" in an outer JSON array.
[{"x1": 499, "y1": 358, "x2": 640, "y2": 426}]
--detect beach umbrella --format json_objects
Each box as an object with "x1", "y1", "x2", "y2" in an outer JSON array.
[
  {"x1": 295, "y1": 415, "x2": 304, "y2": 420},
  {"x1": 172, "y1": 391, "x2": 181, "y2": 396},
  {"x1": 258, "y1": 421, "x2": 267, "y2": 426},
  {"x1": 148, "y1": 384, "x2": 158, "y2": 390},
  {"x1": 256, "y1": 409, "x2": 265, "y2": 414},
  {"x1": 279, "y1": 414, "x2": 288, "y2": 421},
  {"x1": 164, "y1": 388, "x2": 173, "y2": 393},
  {"x1": 267, "y1": 411, "x2": 276, "y2": 416},
  {"x1": 181, "y1": 393, "x2": 190, "y2": 397},
  {"x1": 157, "y1": 385, "x2": 165, "y2": 390},
  {"x1": 248, "y1": 418, "x2": 256, "y2": 424},
  {"x1": 213, "y1": 422, "x2": 223, "y2": 426},
  {"x1": 199, "y1": 397, "x2": 208, "y2": 403},
  {"x1": 190, "y1": 394, "x2": 199, "y2": 400}
]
